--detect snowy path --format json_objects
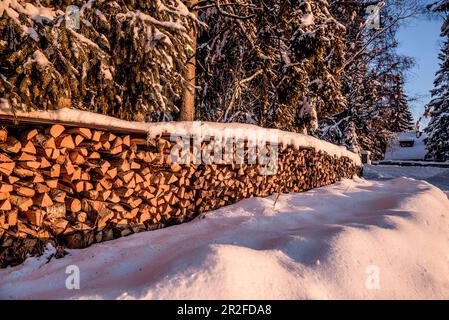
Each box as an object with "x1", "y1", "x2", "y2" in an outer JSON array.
[
  {"x1": 1, "y1": 176, "x2": 449, "y2": 299},
  {"x1": 363, "y1": 165, "x2": 449, "y2": 195}
]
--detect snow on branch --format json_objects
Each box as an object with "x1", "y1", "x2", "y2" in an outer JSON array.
[{"x1": 0, "y1": 0, "x2": 198, "y2": 121}]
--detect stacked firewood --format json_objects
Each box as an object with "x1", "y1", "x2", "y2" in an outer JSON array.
[{"x1": 0, "y1": 124, "x2": 361, "y2": 267}]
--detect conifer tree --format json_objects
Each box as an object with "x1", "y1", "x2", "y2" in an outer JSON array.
[
  {"x1": 0, "y1": 0, "x2": 198, "y2": 121},
  {"x1": 323, "y1": 0, "x2": 415, "y2": 159},
  {"x1": 195, "y1": 0, "x2": 346, "y2": 133},
  {"x1": 425, "y1": 0, "x2": 449, "y2": 161},
  {"x1": 388, "y1": 75, "x2": 415, "y2": 132}
]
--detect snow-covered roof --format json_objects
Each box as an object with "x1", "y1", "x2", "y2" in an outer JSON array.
[
  {"x1": 0, "y1": 100, "x2": 361, "y2": 165},
  {"x1": 384, "y1": 131, "x2": 428, "y2": 161},
  {"x1": 396, "y1": 132, "x2": 416, "y2": 143}
]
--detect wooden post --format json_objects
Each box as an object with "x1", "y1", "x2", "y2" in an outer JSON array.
[{"x1": 361, "y1": 150, "x2": 371, "y2": 165}]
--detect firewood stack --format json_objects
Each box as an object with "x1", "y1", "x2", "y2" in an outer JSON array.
[{"x1": 0, "y1": 124, "x2": 361, "y2": 267}]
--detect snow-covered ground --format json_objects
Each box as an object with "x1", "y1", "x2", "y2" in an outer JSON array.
[
  {"x1": 364, "y1": 165, "x2": 449, "y2": 195},
  {"x1": 2, "y1": 173, "x2": 449, "y2": 300}
]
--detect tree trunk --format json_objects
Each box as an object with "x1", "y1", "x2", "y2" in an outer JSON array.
[{"x1": 180, "y1": 1, "x2": 198, "y2": 121}]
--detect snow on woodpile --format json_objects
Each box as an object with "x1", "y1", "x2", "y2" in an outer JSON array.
[
  {"x1": 0, "y1": 103, "x2": 361, "y2": 165},
  {"x1": 1, "y1": 177, "x2": 449, "y2": 299},
  {"x1": 384, "y1": 132, "x2": 428, "y2": 161}
]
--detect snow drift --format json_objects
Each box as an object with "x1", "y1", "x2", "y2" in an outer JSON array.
[{"x1": 1, "y1": 177, "x2": 449, "y2": 300}]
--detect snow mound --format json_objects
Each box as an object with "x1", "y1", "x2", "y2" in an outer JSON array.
[{"x1": 1, "y1": 177, "x2": 449, "y2": 299}]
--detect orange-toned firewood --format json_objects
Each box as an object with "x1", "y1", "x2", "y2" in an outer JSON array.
[
  {"x1": 93, "y1": 141, "x2": 102, "y2": 151},
  {"x1": 32, "y1": 174, "x2": 45, "y2": 183},
  {"x1": 0, "y1": 183, "x2": 13, "y2": 193},
  {"x1": 0, "y1": 162, "x2": 15, "y2": 175},
  {"x1": 74, "y1": 181, "x2": 84, "y2": 193},
  {"x1": 46, "y1": 179, "x2": 59, "y2": 189},
  {"x1": 0, "y1": 192, "x2": 10, "y2": 200},
  {"x1": 10, "y1": 195, "x2": 33, "y2": 211},
  {"x1": 50, "y1": 164, "x2": 61, "y2": 178},
  {"x1": 25, "y1": 129, "x2": 39, "y2": 141},
  {"x1": 18, "y1": 152, "x2": 36, "y2": 161},
  {"x1": 66, "y1": 198, "x2": 81, "y2": 213},
  {"x1": 25, "y1": 210, "x2": 43, "y2": 227},
  {"x1": 126, "y1": 178, "x2": 136, "y2": 189},
  {"x1": 109, "y1": 192, "x2": 121, "y2": 203},
  {"x1": 117, "y1": 188, "x2": 134, "y2": 198},
  {"x1": 92, "y1": 131, "x2": 102, "y2": 142},
  {"x1": 50, "y1": 148, "x2": 60, "y2": 160},
  {"x1": 0, "y1": 199, "x2": 11, "y2": 211},
  {"x1": 34, "y1": 193, "x2": 53, "y2": 208},
  {"x1": 35, "y1": 183, "x2": 51, "y2": 194},
  {"x1": 16, "y1": 185, "x2": 36, "y2": 197},
  {"x1": 22, "y1": 141, "x2": 36, "y2": 154},
  {"x1": 48, "y1": 124, "x2": 65, "y2": 138},
  {"x1": 43, "y1": 137, "x2": 56, "y2": 149},
  {"x1": 66, "y1": 128, "x2": 92, "y2": 140},
  {"x1": 85, "y1": 182, "x2": 94, "y2": 191},
  {"x1": 88, "y1": 151, "x2": 101, "y2": 159},
  {"x1": 85, "y1": 190, "x2": 99, "y2": 200},
  {"x1": 44, "y1": 148, "x2": 53, "y2": 158},
  {"x1": 74, "y1": 135, "x2": 84, "y2": 146},
  {"x1": 134, "y1": 173, "x2": 144, "y2": 184},
  {"x1": 14, "y1": 166, "x2": 34, "y2": 178},
  {"x1": 101, "y1": 132, "x2": 116, "y2": 142},
  {"x1": 170, "y1": 163, "x2": 182, "y2": 173},
  {"x1": 100, "y1": 190, "x2": 112, "y2": 201},
  {"x1": 77, "y1": 212, "x2": 88, "y2": 223},
  {"x1": 99, "y1": 178, "x2": 112, "y2": 190},
  {"x1": 120, "y1": 171, "x2": 134, "y2": 184},
  {"x1": 96, "y1": 161, "x2": 111, "y2": 175},
  {"x1": 106, "y1": 167, "x2": 117, "y2": 179},
  {"x1": 58, "y1": 135, "x2": 75, "y2": 149},
  {"x1": 102, "y1": 141, "x2": 111, "y2": 150},
  {"x1": 113, "y1": 178, "x2": 124, "y2": 188},
  {"x1": 55, "y1": 154, "x2": 67, "y2": 165},
  {"x1": 69, "y1": 151, "x2": 85, "y2": 165},
  {"x1": 78, "y1": 148, "x2": 89, "y2": 157},
  {"x1": 130, "y1": 161, "x2": 141, "y2": 170},
  {"x1": 109, "y1": 145, "x2": 122, "y2": 155},
  {"x1": 0, "y1": 153, "x2": 12, "y2": 162},
  {"x1": 7, "y1": 209, "x2": 18, "y2": 226},
  {"x1": 69, "y1": 167, "x2": 81, "y2": 181},
  {"x1": 0, "y1": 129, "x2": 7, "y2": 143},
  {"x1": 123, "y1": 135, "x2": 131, "y2": 147},
  {"x1": 3, "y1": 137, "x2": 21, "y2": 153},
  {"x1": 113, "y1": 159, "x2": 130, "y2": 172},
  {"x1": 80, "y1": 172, "x2": 90, "y2": 181},
  {"x1": 47, "y1": 219, "x2": 68, "y2": 235},
  {"x1": 112, "y1": 136, "x2": 123, "y2": 148},
  {"x1": 40, "y1": 157, "x2": 52, "y2": 169},
  {"x1": 24, "y1": 161, "x2": 40, "y2": 170},
  {"x1": 50, "y1": 189, "x2": 67, "y2": 203}
]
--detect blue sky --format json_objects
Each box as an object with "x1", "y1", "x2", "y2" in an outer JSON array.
[{"x1": 397, "y1": 15, "x2": 444, "y2": 126}]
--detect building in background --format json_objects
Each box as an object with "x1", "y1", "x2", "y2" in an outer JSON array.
[{"x1": 384, "y1": 131, "x2": 427, "y2": 161}]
